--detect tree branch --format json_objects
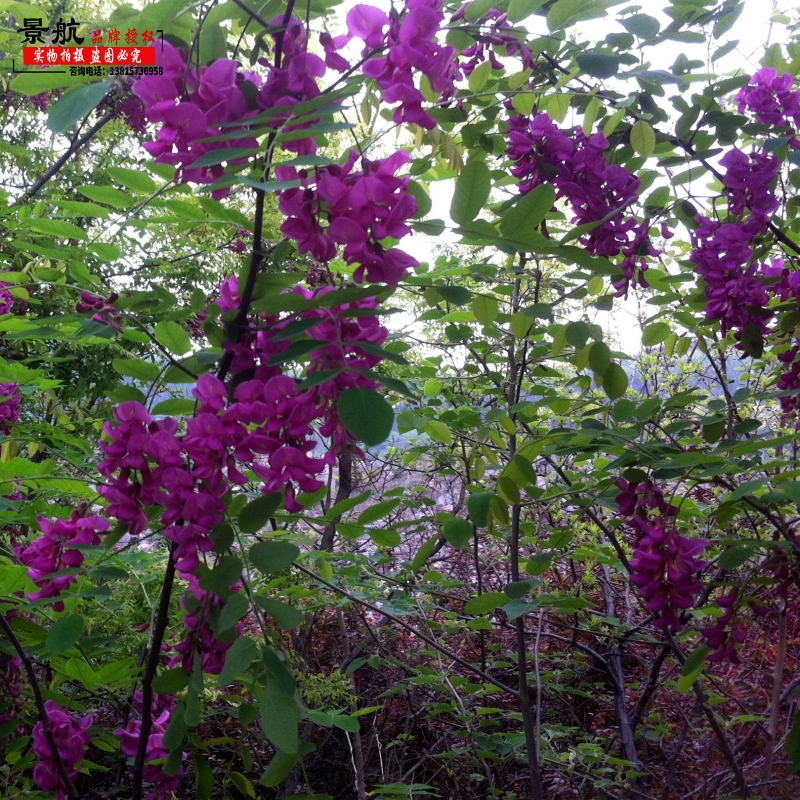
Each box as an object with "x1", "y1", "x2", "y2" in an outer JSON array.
[{"x1": 0, "y1": 610, "x2": 79, "y2": 800}]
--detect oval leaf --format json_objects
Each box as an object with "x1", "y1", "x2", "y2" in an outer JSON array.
[
  {"x1": 338, "y1": 388, "x2": 394, "y2": 447},
  {"x1": 450, "y1": 159, "x2": 491, "y2": 226},
  {"x1": 47, "y1": 81, "x2": 112, "y2": 133},
  {"x1": 155, "y1": 320, "x2": 192, "y2": 356},
  {"x1": 602, "y1": 362, "x2": 629, "y2": 400}
]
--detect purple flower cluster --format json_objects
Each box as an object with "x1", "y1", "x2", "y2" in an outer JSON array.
[
  {"x1": 616, "y1": 478, "x2": 707, "y2": 630},
  {"x1": 99, "y1": 279, "x2": 390, "y2": 559},
  {"x1": 132, "y1": 15, "x2": 352, "y2": 194},
  {"x1": 255, "y1": 16, "x2": 329, "y2": 156},
  {"x1": 450, "y1": 5, "x2": 535, "y2": 76},
  {"x1": 132, "y1": 42, "x2": 259, "y2": 196},
  {"x1": 115, "y1": 691, "x2": 182, "y2": 799},
  {"x1": 76, "y1": 290, "x2": 123, "y2": 333},
  {"x1": 699, "y1": 588, "x2": 746, "y2": 664},
  {"x1": 277, "y1": 149, "x2": 419, "y2": 286},
  {"x1": 32, "y1": 700, "x2": 92, "y2": 800},
  {"x1": 0, "y1": 382, "x2": 20, "y2": 434},
  {"x1": 689, "y1": 147, "x2": 780, "y2": 338},
  {"x1": 339, "y1": 1, "x2": 457, "y2": 129},
  {"x1": 506, "y1": 111, "x2": 655, "y2": 294},
  {"x1": 170, "y1": 576, "x2": 242, "y2": 675},
  {"x1": 736, "y1": 67, "x2": 800, "y2": 131},
  {"x1": 0, "y1": 276, "x2": 16, "y2": 316},
  {"x1": 16, "y1": 513, "x2": 109, "y2": 612},
  {"x1": 0, "y1": 655, "x2": 23, "y2": 736}
]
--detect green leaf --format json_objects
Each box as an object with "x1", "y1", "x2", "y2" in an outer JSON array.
[
  {"x1": 47, "y1": 81, "x2": 112, "y2": 133},
  {"x1": 338, "y1": 388, "x2": 394, "y2": 447},
  {"x1": 565, "y1": 321, "x2": 591, "y2": 349},
  {"x1": 498, "y1": 184, "x2": 555, "y2": 248},
  {"x1": 255, "y1": 597, "x2": 304, "y2": 630},
  {"x1": 464, "y1": 591, "x2": 508, "y2": 614},
  {"x1": 154, "y1": 321, "x2": 192, "y2": 356},
  {"x1": 547, "y1": 0, "x2": 606, "y2": 30},
  {"x1": 450, "y1": 160, "x2": 491, "y2": 226},
  {"x1": 331, "y1": 714, "x2": 360, "y2": 732},
  {"x1": 259, "y1": 750, "x2": 298, "y2": 787},
  {"x1": 217, "y1": 593, "x2": 250, "y2": 633},
  {"x1": 602, "y1": 363, "x2": 628, "y2": 401},
  {"x1": 217, "y1": 636, "x2": 258, "y2": 686},
  {"x1": 153, "y1": 667, "x2": 191, "y2": 694},
  {"x1": 472, "y1": 295, "x2": 499, "y2": 326},
  {"x1": 260, "y1": 681, "x2": 299, "y2": 753},
  {"x1": 718, "y1": 546, "x2": 754, "y2": 571},
  {"x1": 357, "y1": 498, "x2": 401, "y2": 525},
  {"x1": 677, "y1": 645, "x2": 710, "y2": 692},
  {"x1": 443, "y1": 517, "x2": 472, "y2": 549},
  {"x1": 46, "y1": 614, "x2": 84, "y2": 656},
  {"x1": 425, "y1": 419, "x2": 453, "y2": 444},
  {"x1": 250, "y1": 541, "x2": 301, "y2": 575},
  {"x1": 25, "y1": 218, "x2": 87, "y2": 240},
  {"x1": 152, "y1": 398, "x2": 197, "y2": 416},
  {"x1": 621, "y1": 13, "x2": 660, "y2": 39},
  {"x1": 239, "y1": 493, "x2": 282, "y2": 533},
  {"x1": 106, "y1": 167, "x2": 158, "y2": 194},
  {"x1": 198, "y1": 555, "x2": 242, "y2": 593},
  {"x1": 228, "y1": 772, "x2": 256, "y2": 799},
  {"x1": 508, "y1": 0, "x2": 547, "y2": 22},
  {"x1": 740, "y1": 323, "x2": 764, "y2": 358},
  {"x1": 630, "y1": 120, "x2": 656, "y2": 157},
  {"x1": 11, "y1": 71, "x2": 73, "y2": 96},
  {"x1": 435, "y1": 285, "x2": 472, "y2": 306},
  {"x1": 588, "y1": 341, "x2": 611, "y2": 374},
  {"x1": 77, "y1": 185, "x2": 133, "y2": 209},
  {"x1": 113, "y1": 358, "x2": 161, "y2": 383},
  {"x1": 642, "y1": 321, "x2": 670, "y2": 347},
  {"x1": 467, "y1": 492, "x2": 493, "y2": 527},
  {"x1": 369, "y1": 528, "x2": 401, "y2": 548},
  {"x1": 325, "y1": 490, "x2": 372, "y2": 521},
  {"x1": 576, "y1": 53, "x2": 620, "y2": 79},
  {"x1": 411, "y1": 535, "x2": 439, "y2": 572},
  {"x1": 163, "y1": 700, "x2": 188, "y2": 751},
  {"x1": 468, "y1": 60, "x2": 492, "y2": 92},
  {"x1": 194, "y1": 754, "x2": 214, "y2": 800}
]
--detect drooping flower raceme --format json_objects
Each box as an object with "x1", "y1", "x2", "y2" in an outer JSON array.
[
  {"x1": 616, "y1": 478, "x2": 707, "y2": 630},
  {"x1": 170, "y1": 576, "x2": 242, "y2": 676},
  {"x1": 340, "y1": 1, "x2": 457, "y2": 129},
  {"x1": 115, "y1": 691, "x2": 183, "y2": 800},
  {"x1": 16, "y1": 513, "x2": 109, "y2": 612},
  {"x1": 736, "y1": 66, "x2": 800, "y2": 132},
  {"x1": 32, "y1": 700, "x2": 92, "y2": 800},
  {"x1": 507, "y1": 111, "x2": 656, "y2": 295},
  {"x1": 132, "y1": 42, "x2": 259, "y2": 196},
  {"x1": 277, "y1": 149, "x2": 419, "y2": 286}
]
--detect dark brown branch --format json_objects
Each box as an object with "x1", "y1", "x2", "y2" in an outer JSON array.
[
  {"x1": 15, "y1": 112, "x2": 114, "y2": 205},
  {"x1": 132, "y1": 546, "x2": 177, "y2": 800},
  {"x1": 0, "y1": 610, "x2": 79, "y2": 799}
]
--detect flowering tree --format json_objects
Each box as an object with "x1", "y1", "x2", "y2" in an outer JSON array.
[{"x1": 1, "y1": 0, "x2": 800, "y2": 798}]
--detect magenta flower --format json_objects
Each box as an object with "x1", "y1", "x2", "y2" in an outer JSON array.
[
  {"x1": 32, "y1": 700, "x2": 92, "y2": 800},
  {"x1": 616, "y1": 479, "x2": 706, "y2": 630},
  {"x1": 0, "y1": 383, "x2": 20, "y2": 433},
  {"x1": 17, "y1": 513, "x2": 109, "y2": 611}
]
